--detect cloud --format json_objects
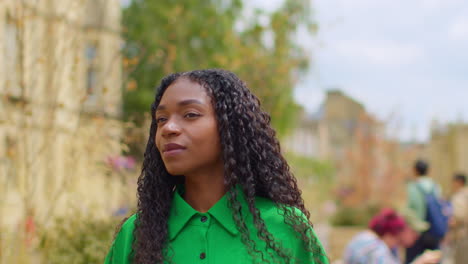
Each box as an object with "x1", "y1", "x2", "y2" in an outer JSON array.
[
  {"x1": 245, "y1": 0, "x2": 284, "y2": 13},
  {"x1": 294, "y1": 86, "x2": 325, "y2": 112},
  {"x1": 120, "y1": 0, "x2": 131, "y2": 7},
  {"x1": 293, "y1": 0, "x2": 468, "y2": 141},
  {"x1": 333, "y1": 40, "x2": 425, "y2": 67},
  {"x1": 448, "y1": 16, "x2": 468, "y2": 41}
]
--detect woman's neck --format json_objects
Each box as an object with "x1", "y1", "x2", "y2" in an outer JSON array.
[{"x1": 183, "y1": 165, "x2": 226, "y2": 213}]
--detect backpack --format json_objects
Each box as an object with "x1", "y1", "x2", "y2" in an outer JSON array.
[{"x1": 415, "y1": 184, "x2": 450, "y2": 238}]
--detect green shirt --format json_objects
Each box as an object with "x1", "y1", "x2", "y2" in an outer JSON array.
[
  {"x1": 104, "y1": 189, "x2": 328, "y2": 264},
  {"x1": 407, "y1": 177, "x2": 441, "y2": 220}
]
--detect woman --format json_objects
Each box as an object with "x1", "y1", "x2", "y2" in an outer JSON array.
[
  {"x1": 343, "y1": 208, "x2": 440, "y2": 264},
  {"x1": 104, "y1": 69, "x2": 328, "y2": 264}
]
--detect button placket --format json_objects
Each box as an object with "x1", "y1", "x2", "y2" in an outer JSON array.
[{"x1": 197, "y1": 214, "x2": 209, "y2": 262}]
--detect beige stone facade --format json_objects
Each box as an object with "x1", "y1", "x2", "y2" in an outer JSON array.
[
  {"x1": 284, "y1": 90, "x2": 369, "y2": 161},
  {"x1": 283, "y1": 111, "x2": 329, "y2": 158},
  {"x1": 429, "y1": 123, "x2": 468, "y2": 195},
  {"x1": 0, "y1": 0, "x2": 126, "y2": 230},
  {"x1": 284, "y1": 91, "x2": 374, "y2": 196},
  {"x1": 284, "y1": 90, "x2": 420, "y2": 206}
]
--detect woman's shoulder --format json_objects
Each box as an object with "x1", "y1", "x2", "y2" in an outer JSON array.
[
  {"x1": 113, "y1": 214, "x2": 137, "y2": 246},
  {"x1": 120, "y1": 214, "x2": 137, "y2": 231},
  {"x1": 254, "y1": 197, "x2": 329, "y2": 263},
  {"x1": 255, "y1": 196, "x2": 307, "y2": 214},
  {"x1": 104, "y1": 214, "x2": 137, "y2": 264},
  {"x1": 114, "y1": 213, "x2": 137, "y2": 243},
  {"x1": 254, "y1": 197, "x2": 309, "y2": 228}
]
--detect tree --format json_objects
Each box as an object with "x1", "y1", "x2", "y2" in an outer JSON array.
[{"x1": 122, "y1": 0, "x2": 316, "y2": 137}]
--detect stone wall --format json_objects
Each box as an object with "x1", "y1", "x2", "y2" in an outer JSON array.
[
  {"x1": 429, "y1": 124, "x2": 468, "y2": 195},
  {"x1": 0, "y1": 0, "x2": 127, "y2": 229}
]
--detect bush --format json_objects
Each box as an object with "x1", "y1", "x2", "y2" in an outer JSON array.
[
  {"x1": 285, "y1": 152, "x2": 335, "y2": 180},
  {"x1": 38, "y1": 213, "x2": 126, "y2": 264}
]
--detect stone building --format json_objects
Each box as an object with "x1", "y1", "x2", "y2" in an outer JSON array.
[
  {"x1": 284, "y1": 90, "x2": 369, "y2": 161},
  {"x1": 0, "y1": 0, "x2": 125, "y2": 229},
  {"x1": 283, "y1": 110, "x2": 329, "y2": 159},
  {"x1": 284, "y1": 90, "x2": 415, "y2": 206},
  {"x1": 429, "y1": 123, "x2": 468, "y2": 195}
]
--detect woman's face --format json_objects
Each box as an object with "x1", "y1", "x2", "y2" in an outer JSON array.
[{"x1": 155, "y1": 78, "x2": 222, "y2": 176}]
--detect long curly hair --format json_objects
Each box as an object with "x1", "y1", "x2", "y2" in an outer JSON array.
[{"x1": 133, "y1": 69, "x2": 326, "y2": 264}]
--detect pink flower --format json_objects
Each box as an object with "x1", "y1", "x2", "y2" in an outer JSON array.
[{"x1": 106, "y1": 155, "x2": 136, "y2": 171}]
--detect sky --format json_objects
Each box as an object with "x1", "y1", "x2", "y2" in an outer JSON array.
[
  {"x1": 294, "y1": 0, "x2": 468, "y2": 142},
  {"x1": 121, "y1": 0, "x2": 468, "y2": 142},
  {"x1": 245, "y1": 0, "x2": 468, "y2": 142}
]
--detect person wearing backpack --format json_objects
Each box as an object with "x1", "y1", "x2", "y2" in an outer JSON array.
[{"x1": 405, "y1": 160, "x2": 447, "y2": 264}]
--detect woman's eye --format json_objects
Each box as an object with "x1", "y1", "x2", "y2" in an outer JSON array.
[
  {"x1": 184, "y1": 112, "x2": 200, "y2": 119},
  {"x1": 156, "y1": 117, "x2": 167, "y2": 124}
]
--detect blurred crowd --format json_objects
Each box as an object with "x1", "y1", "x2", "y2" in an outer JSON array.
[{"x1": 338, "y1": 160, "x2": 468, "y2": 264}]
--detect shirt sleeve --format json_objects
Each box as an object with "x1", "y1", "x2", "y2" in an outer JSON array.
[
  {"x1": 289, "y1": 208, "x2": 329, "y2": 264},
  {"x1": 296, "y1": 228, "x2": 329, "y2": 264},
  {"x1": 104, "y1": 243, "x2": 115, "y2": 264},
  {"x1": 104, "y1": 215, "x2": 136, "y2": 264}
]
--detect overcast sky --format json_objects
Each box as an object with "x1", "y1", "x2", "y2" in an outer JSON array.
[
  {"x1": 122, "y1": 0, "x2": 468, "y2": 142},
  {"x1": 293, "y1": 0, "x2": 468, "y2": 142},
  {"x1": 244, "y1": 0, "x2": 468, "y2": 142}
]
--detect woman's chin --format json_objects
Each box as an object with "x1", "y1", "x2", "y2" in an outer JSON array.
[{"x1": 165, "y1": 166, "x2": 187, "y2": 176}]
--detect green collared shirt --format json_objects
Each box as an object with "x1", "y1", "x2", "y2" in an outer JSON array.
[
  {"x1": 407, "y1": 177, "x2": 441, "y2": 220},
  {"x1": 104, "y1": 189, "x2": 328, "y2": 264}
]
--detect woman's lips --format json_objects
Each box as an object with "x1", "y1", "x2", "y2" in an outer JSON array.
[
  {"x1": 162, "y1": 143, "x2": 186, "y2": 157},
  {"x1": 163, "y1": 148, "x2": 185, "y2": 157}
]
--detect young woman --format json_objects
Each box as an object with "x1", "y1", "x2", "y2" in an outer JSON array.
[{"x1": 104, "y1": 69, "x2": 328, "y2": 264}]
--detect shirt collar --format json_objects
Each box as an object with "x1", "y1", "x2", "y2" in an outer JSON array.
[
  {"x1": 168, "y1": 188, "x2": 198, "y2": 241},
  {"x1": 168, "y1": 186, "x2": 242, "y2": 241},
  {"x1": 207, "y1": 189, "x2": 240, "y2": 236}
]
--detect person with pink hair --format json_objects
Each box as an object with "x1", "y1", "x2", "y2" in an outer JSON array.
[{"x1": 343, "y1": 208, "x2": 441, "y2": 264}]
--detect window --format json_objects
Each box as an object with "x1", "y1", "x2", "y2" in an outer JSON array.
[
  {"x1": 85, "y1": 43, "x2": 98, "y2": 96},
  {"x1": 4, "y1": 15, "x2": 20, "y2": 96},
  {"x1": 86, "y1": 66, "x2": 98, "y2": 95}
]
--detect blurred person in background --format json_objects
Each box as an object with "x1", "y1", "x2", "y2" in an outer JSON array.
[
  {"x1": 449, "y1": 173, "x2": 468, "y2": 263},
  {"x1": 343, "y1": 208, "x2": 440, "y2": 264},
  {"x1": 406, "y1": 160, "x2": 445, "y2": 263},
  {"x1": 104, "y1": 69, "x2": 328, "y2": 264}
]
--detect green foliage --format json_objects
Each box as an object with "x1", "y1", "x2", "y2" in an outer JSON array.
[
  {"x1": 330, "y1": 205, "x2": 380, "y2": 227},
  {"x1": 122, "y1": 0, "x2": 316, "y2": 137},
  {"x1": 38, "y1": 213, "x2": 123, "y2": 264},
  {"x1": 285, "y1": 152, "x2": 335, "y2": 180},
  {"x1": 285, "y1": 153, "x2": 336, "y2": 213}
]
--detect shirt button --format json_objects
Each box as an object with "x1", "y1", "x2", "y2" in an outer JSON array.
[
  {"x1": 200, "y1": 216, "x2": 208, "y2": 223},
  {"x1": 200, "y1": 252, "x2": 206, "y2": 259}
]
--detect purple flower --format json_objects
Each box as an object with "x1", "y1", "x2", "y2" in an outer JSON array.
[{"x1": 106, "y1": 155, "x2": 136, "y2": 171}]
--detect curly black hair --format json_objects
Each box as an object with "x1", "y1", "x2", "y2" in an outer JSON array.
[{"x1": 133, "y1": 69, "x2": 326, "y2": 264}]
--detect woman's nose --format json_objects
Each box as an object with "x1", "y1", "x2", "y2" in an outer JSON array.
[{"x1": 161, "y1": 118, "x2": 181, "y2": 137}]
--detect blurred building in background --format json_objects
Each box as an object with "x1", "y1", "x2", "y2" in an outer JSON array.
[
  {"x1": 284, "y1": 90, "x2": 367, "y2": 160},
  {"x1": 429, "y1": 123, "x2": 468, "y2": 195},
  {"x1": 284, "y1": 90, "x2": 419, "y2": 206},
  {"x1": 283, "y1": 110, "x2": 329, "y2": 158},
  {"x1": 323, "y1": 90, "x2": 368, "y2": 160},
  {"x1": 0, "y1": 0, "x2": 124, "y2": 228}
]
